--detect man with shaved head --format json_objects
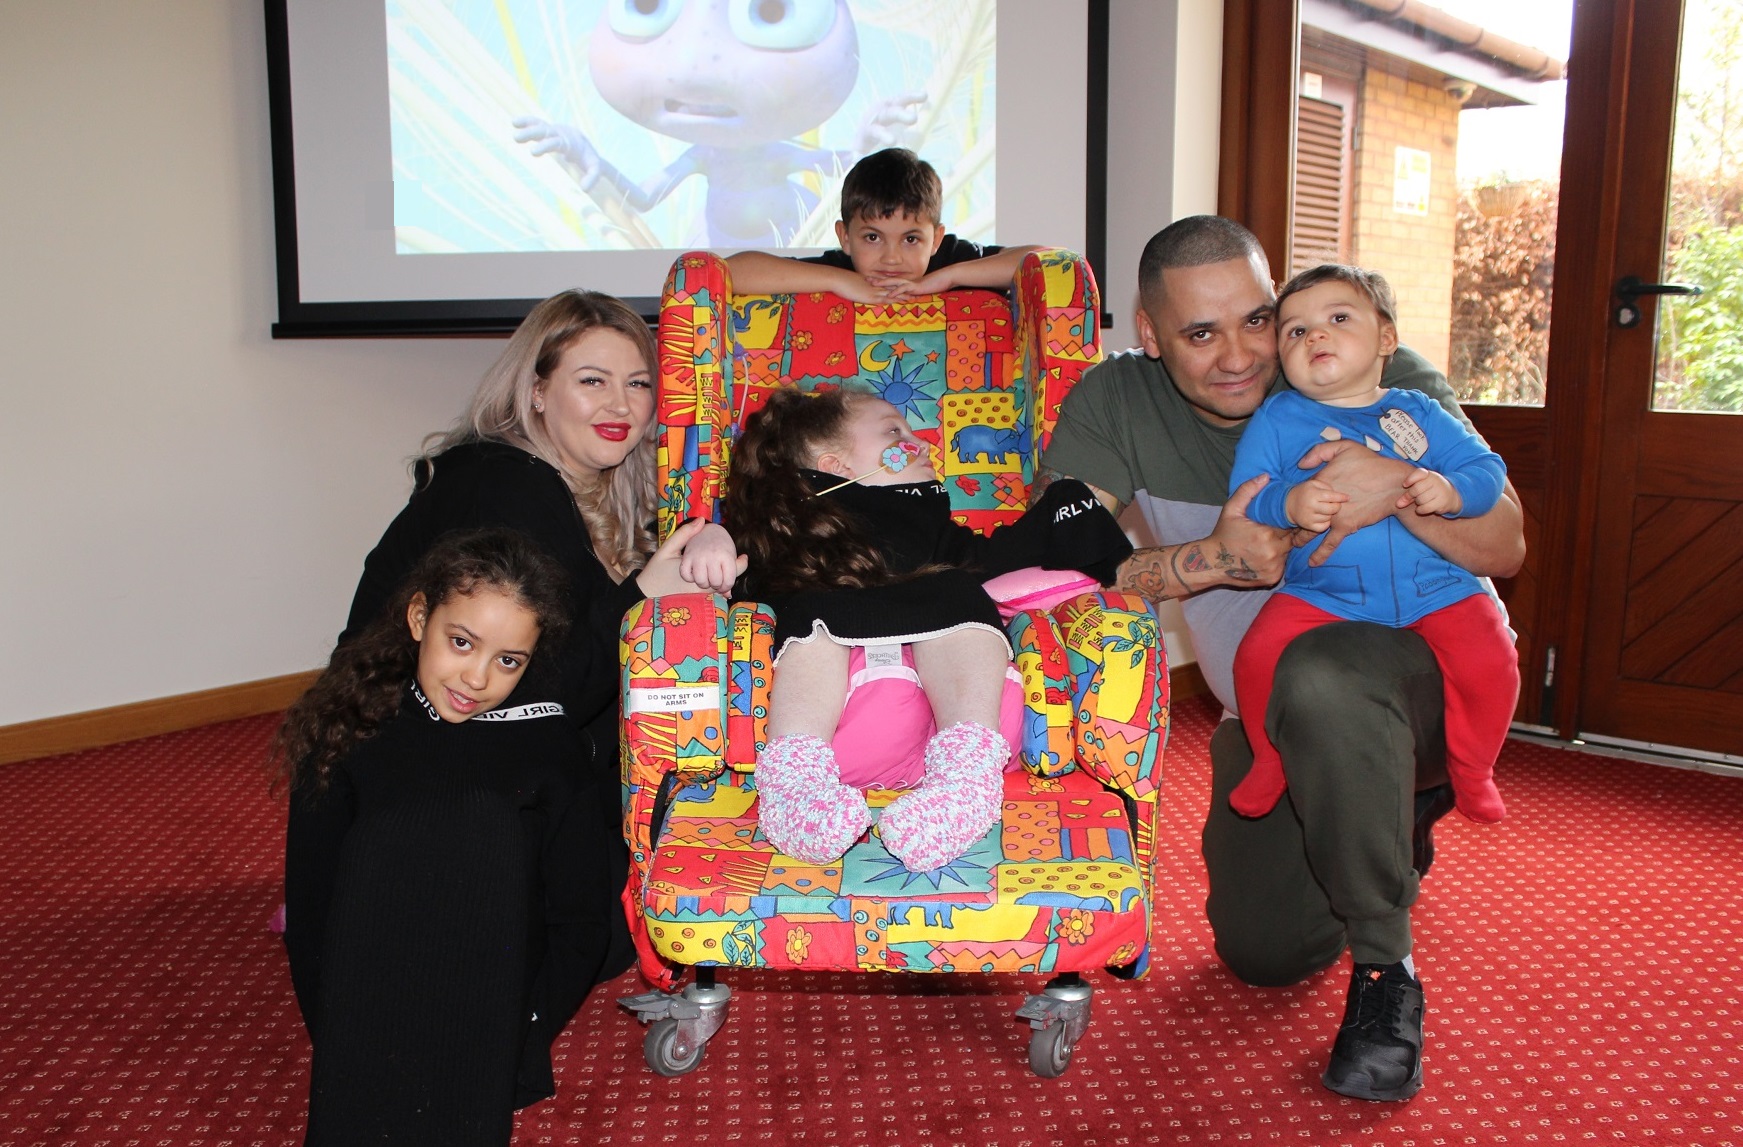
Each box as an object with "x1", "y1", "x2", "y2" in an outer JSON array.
[{"x1": 1042, "y1": 216, "x2": 1524, "y2": 1101}]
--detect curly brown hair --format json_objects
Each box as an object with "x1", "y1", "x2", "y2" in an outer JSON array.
[
  {"x1": 272, "y1": 529, "x2": 571, "y2": 795},
  {"x1": 720, "y1": 388, "x2": 909, "y2": 595}
]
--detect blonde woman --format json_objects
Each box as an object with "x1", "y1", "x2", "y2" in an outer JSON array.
[{"x1": 334, "y1": 289, "x2": 738, "y2": 1035}]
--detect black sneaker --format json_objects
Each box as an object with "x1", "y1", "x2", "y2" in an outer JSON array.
[
  {"x1": 1321, "y1": 961, "x2": 1425, "y2": 1101},
  {"x1": 1412, "y1": 784, "x2": 1456, "y2": 876}
]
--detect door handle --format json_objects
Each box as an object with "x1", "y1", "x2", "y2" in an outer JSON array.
[{"x1": 1615, "y1": 275, "x2": 1703, "y2": 328}]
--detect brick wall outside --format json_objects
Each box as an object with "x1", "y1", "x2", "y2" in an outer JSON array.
[{"x1": 1350, "y1": 67, "x2": 1463, "y2": 374}]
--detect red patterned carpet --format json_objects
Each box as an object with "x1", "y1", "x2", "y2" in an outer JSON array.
[{"x1": 3, "y1": 696, "x2": 1742, "y2": 1146}]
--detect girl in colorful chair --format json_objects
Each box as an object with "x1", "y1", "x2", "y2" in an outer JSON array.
[{"x1": 721, "y1": 387, "x2": 1131, "y2": 873}]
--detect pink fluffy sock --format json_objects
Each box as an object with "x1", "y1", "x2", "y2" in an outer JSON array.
[
  {"x1": 878, "y1": 722, "x2": 1008, "y2": 874},
  {"x1": 755, "y1": 734, "x2": 872, "y2": 865}
]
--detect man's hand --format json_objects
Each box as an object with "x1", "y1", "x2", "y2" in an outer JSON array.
[
  {"x1": 1295, "y1": 439, "x2": 1524, "y2": 574},
  {"x1": 1115, "y1": 474, "x2": 1295, "y2": 600},
  {"x1": 1205, "y1": 474, "x2": 1297, "y2": 583},
  {"x1": 1400, "y1": 468, "x2": 1461, "y2": 516},
  {"x1": 1285, "y1": 478, "x2": 1349, "y2": 533},
  {"x1": 1293, "y1": 439, "x2": 1413, "y2": 565}
]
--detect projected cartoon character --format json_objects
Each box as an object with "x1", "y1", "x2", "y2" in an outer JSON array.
[{"x1": 513, "y1": 0, "x2": 922, "y2": 247}]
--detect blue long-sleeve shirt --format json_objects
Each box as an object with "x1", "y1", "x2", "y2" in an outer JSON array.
[{"x1": 1230, "y1": 388, "x2": 1506, "y2": 626}]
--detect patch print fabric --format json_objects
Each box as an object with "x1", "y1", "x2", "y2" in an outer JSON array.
[{"x1": 623, "y1": 251, "x2": 1166, "y2": 991}]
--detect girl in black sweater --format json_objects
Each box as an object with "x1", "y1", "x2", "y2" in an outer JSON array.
[
  {"x1": 721, "y1": 389, "x2": 1131, "y2": 874},
  {"x1": 281, "y1": 529, "x2": 600, "y2": 1146}
]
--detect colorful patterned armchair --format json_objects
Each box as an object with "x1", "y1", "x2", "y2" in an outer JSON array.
[{"x1": 617, "y1": 250, "x2": 1169, "y2": 1077}]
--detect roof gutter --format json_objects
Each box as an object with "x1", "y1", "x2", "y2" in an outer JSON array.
[{"x1": 1344, "y1": 0, "x2": 1567, "y2": 80}]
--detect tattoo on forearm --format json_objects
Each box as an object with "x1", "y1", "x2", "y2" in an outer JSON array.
[
  {"x1": 1217, "y1": 544, "x2": 1262, "y2": 582},
  {"x1": 1119, "y1": 541, "x2": 1265, "y2": 600},
  {"x1": 1118, "y1": 548, "x2": 1177, "y2": 600}
]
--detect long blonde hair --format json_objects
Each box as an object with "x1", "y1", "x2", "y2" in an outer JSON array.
[{"x1": 425, "y1": 290, "x2": 658, "y2": 581}]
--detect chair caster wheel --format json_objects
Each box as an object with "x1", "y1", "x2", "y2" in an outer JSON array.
[
  {"x1": 1028, "y1": 1021, "x2": 1075, "y2": 1077},
  {"x1": 1017, "y1": 973, "x2": 1091, "y2": 1077},
  {"x1": 644, "y1": 1017, "x2": 706, "y2": 1076}
]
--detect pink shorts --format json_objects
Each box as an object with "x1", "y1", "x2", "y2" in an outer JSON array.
[{"x1": 832, "y1": 644, "x2": 1025, "y2": 789}]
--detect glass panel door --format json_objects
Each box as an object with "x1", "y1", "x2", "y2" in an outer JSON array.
[
  {"x1": 1290, "y1": 0, "x2": 1574, "y2": 723},
  {"x1": 1294, "y1": 0, "x2": 1572, "y2": 406},
  {"x1": 1576, "y1": 0, "x2": 1743, "y2": 757},
  {"x1": 1653, "y1": 0, "x2": 1743, "y2": 414}
]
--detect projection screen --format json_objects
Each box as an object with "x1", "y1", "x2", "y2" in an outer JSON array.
[{"x1": 267, "y1": 0, "x2": 1107, "y2": 336}]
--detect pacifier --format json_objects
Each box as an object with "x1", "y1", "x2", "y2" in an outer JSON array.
[
  {"x1": 813, "y1": 439, "x2": 929, "y2": 497},
  {"x1": 881, "y1": 440, "x2": 924, "y2": 472}
]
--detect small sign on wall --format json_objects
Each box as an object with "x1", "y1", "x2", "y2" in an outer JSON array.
[{"x1": 1393, "y1": 147, "x2": 1431, "y2": 216}]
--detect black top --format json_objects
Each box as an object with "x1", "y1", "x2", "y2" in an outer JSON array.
[
  {"x1": 339, "y1": 438, "x2": 640, "y2": 983},
  {"x1": 343, "y1": 440, "x2": 645, "y2": 740},
  {"x1": 284, "y1": 686, "x2": 613, "y2": 1145},
  {"x1": 802, "y1": 233, "x2": 997, "y2": 276},
  {"x1": 739, "y1": 475, "x2": 1132, "y2": 653}
]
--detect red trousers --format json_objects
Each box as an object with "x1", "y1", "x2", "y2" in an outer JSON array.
[{"x1": 1231, "y1": 592, "x2": 1518, "y2": 824}]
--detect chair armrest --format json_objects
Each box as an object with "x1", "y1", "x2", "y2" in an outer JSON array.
[
  {"x1": 655, "y1": 252, "x2": 735, "y2": 538},
  {"x1": 724, "y1": 602, "x2": 774, "y2": 771},
  {"x1": 1007, "y1": 607, "x2": 1077, "y2": 777},
  {"x1": 620, "y1": 592, "x2": 732, "y2": 851},
  {"x1": 1014, "y1": 250, "x2": 1103, "y2": 462},
  {"x1": 618, "y1": 591, "x2": 736, "y2": 989},
  {"x1": 1051, "y1": 592, "x2": 1169, "y2": 801}
]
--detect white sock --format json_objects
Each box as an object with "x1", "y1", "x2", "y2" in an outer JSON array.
[{"x1": 1401, "y1": 953, "x2": 1418, "y2": 977}]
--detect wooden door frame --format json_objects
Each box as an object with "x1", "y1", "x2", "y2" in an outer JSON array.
[
  {"x1": 1216, "y1": 0, "x2": 1660, "y2": 740},
  {"x1": 1218, "y1": 0, "x2": 1300, "y2": 272},
  {"x1": 1534, "y1": 0, "x2": 1668, "y2": 740}
]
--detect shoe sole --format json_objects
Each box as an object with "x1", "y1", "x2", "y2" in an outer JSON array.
[{"x1": 1321, "y1": 1061, "x2": 1424, "y2": 1102}]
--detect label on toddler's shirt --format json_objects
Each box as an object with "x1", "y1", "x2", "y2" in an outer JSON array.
[
  {"x1": 625, "y1": 684, "x2": 721, "y2": 715},
  {"x1": 1379, "y1": 408, "x2": 1429, "y2": 461}
]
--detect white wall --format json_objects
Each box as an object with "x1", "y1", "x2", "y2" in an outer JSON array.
[
  {"x1": 1104, "y1": 0, "x2": 1225, "y2": 670},
  {"x1": 1105, "y1": 0, "x2": 1224, "y2": 355},
  {"x1": 0, "y1": 4, "x2": 498, "y2": 725},
  {"x1": 0, "y1": 1, "x2": 1222, "y2": 727}
]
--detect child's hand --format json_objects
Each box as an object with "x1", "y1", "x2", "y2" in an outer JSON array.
[
  {"x1": 1286, "y1": 479, "x2": 1348, "y2": 533},
  {"x1": 874, "y1": 269, "x2": 952, "y2": 300},
  {"x1": 638, "y1": 520, "x2": 745, "y2": 597},
  {"x1": 836, "y1": 275, "x2": 894, "y2": 304},
  {"x1": 677, "y1": 522, "x2": 746, "y2": 594},
  {"x1": 1399, "y1": 468, "x2": 1462, "y2": 516}
]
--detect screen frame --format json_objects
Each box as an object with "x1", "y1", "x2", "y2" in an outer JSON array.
[{"x1": 264, "y1": 0, "x2": 1111, "y2": 338}]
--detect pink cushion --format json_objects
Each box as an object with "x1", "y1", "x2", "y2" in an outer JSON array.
[
  {"x1": 832, "y1": 645, "x2": 1024, "y2": 789},
  {"x1": 982, "y1": 567, "x2": 1099, "y2": 621}
]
